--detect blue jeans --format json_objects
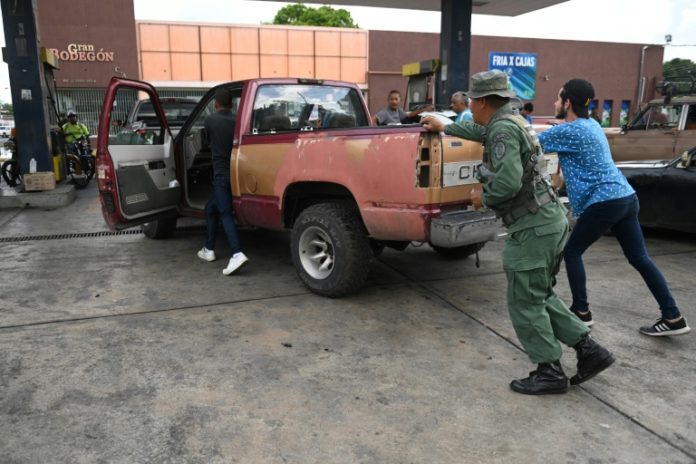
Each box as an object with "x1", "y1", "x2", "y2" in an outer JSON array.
[
  {"x1": 564, "y1": 194, "x2": 680, "y2": 320},
  {"x1": 205, "y1": 175, "x2": 241, "y2": 255}
]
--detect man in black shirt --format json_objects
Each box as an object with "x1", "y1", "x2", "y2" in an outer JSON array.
[{"x1": 197, "y1": 88, "x2": 248, "y2": 275}]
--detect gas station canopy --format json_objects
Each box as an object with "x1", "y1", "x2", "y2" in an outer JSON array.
[{"x1": 255, "y1": 0, "x2": 569, "y2": 16}]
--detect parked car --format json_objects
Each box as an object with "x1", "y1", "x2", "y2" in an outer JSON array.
[
  {"x1": 0, "y1": 123, "x2": 14, "y2": 137},
  {"x1": 126, "y1": 96, "x2": 199, "y2": 128},
  {"x1": 617, "y1": 146, "x2": 696, "y2": 234}
]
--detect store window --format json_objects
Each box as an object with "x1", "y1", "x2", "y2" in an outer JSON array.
[{"x1": 601, "y1": 100, "x2": 613, "y2": 127}]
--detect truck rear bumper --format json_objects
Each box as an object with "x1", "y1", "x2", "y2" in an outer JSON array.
[{"x1": 429, "y1": 209, "x2": 501, "y2": 248}]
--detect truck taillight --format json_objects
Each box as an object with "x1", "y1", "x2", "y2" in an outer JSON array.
[{"x1": 96, "y1": 152, "x2": 115, "y2": 192}]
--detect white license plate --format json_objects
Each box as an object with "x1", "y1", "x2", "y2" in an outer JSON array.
[{"x1": 442, "y1": 160, "x2": 482, "y2": 187}]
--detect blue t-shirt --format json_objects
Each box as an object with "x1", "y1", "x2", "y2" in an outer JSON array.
[
  {"x1": 455, "y1": 109, "x2": 473, "y2": 123},
  {"x1": 537, "y1": 118, "x2": 634, "y2": 216}
]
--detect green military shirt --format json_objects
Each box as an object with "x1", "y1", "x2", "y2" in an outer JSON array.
[{"x1": 444, "y1": 103, "x2": 565, "y2": 233}]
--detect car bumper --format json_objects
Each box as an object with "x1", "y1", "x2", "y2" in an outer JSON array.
[{"x1": 429, "y1": 209, "x2": 501, "y2": 248}]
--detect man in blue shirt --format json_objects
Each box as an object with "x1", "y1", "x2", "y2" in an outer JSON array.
[
  {"x1": 520, "y1": 102, "x2": 534, "y2": 124},
  {"x1": 538, "y1": 79, "x2": 690, "y2": 337},
  {"x1": 450, "y1": 91, "x2": 473, "y2": 123}
]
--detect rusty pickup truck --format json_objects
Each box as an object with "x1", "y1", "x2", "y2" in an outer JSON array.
[
  {"x1": 96, "y1": 77, "x2": 514, "y2": 296},
  {"x1": 605, "y1": 95, "x2": 696, "y2": 162}
]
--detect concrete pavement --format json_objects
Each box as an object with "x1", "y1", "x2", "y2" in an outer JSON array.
[{"x1": 1, "y1": 183, "x2": 695, "y2": 463}]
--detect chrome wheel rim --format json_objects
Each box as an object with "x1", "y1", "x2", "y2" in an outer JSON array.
[{"x1": 298, "y1": 226, "x2": 334, "y2": 279}]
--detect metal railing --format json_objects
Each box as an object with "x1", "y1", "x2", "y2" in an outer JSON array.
[{"x1": 55, "y1": 87, "x2": 209, "y2": 135}]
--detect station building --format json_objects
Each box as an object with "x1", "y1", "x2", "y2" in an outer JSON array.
[{"x1": 36, "y1": 0, "x2": 665, "y2": 132}]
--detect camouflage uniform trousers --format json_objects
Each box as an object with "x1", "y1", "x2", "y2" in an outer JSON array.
[{"x1": 502, "y1": 216, "x2": 590, "y2": 364}]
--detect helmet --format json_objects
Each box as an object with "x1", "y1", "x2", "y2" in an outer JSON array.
[{"x1": 67, "y1": 110, "x2": 77, "y2": 117}]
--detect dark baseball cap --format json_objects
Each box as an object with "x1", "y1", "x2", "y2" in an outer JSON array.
[{"x1": 561, "y1": 79, "x2": 595, "y2": 107}]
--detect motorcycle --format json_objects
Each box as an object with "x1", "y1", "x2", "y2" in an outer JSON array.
[
  {"x1": 1, "y1": 130, "x2": 21, "y2": 187},
  {"x1": 66, "y1": 135, "x2": 95, "y2": 188}
]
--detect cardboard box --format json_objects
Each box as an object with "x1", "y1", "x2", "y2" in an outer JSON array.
[{"x1": 24, "y1": 172, "x2": 56, "y2": 191}]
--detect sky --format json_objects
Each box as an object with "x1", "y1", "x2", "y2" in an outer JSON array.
[{"x1": 1, "y1": 0, "x2": 696, "y2": 103}]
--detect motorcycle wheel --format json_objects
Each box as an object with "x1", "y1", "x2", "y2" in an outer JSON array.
[
  {"x1": 1, "y1": 159, "x2": 21, "y2": 187},
  {"x1": 83, "y1": 155, "x2": 95, "y2": 182},
  {"x1": 67, "y1": 154, "x2": 90, "y2": 189}
]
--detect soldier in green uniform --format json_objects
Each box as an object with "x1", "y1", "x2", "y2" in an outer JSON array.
[{"x1": 422, "y1": 70, "x2": 615, "y2": 395}]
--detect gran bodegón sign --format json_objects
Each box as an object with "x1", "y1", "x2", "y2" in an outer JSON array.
[{"x1": 49, "y1": 43, "x2": 115, "y2": 63}]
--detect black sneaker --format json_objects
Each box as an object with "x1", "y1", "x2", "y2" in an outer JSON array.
[
  {"x1": 639, "y1": 317, "x2": 691, "y2": 337},
  {"x1": 570, "y1": 305, "x2": 594, "y2": 327}
]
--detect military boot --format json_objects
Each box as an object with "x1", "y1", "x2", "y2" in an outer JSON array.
[
  {"x1": 570, "y1": 335, "x2": 615, "y2": 385},
  {"x1": 510, "y1": 361, "x2": 568, "y2": 395}
]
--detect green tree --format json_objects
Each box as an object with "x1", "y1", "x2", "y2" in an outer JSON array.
[
  {"x1": 0, "y1": 102, "x2": 12, "y2": 114},
  {"x1": 663, "y1": 58, "x2": 696, "y2": 80},
  {"x1": 663, "y1": 58, "x2": 696, "y2": 94},
  {"x1": 273, "y1": 3, "x2": 358, "y2": 28}
]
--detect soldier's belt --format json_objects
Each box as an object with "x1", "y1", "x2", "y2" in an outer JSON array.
[{"x1": 501, "y1": 189, "x2": 556, "y2": 227}]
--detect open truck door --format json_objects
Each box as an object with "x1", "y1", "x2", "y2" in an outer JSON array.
[{"x1": 96, "y1": 77, "x2": 181, "y2": 237}]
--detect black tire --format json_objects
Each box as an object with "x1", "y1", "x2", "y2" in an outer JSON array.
[
  {"x1": 369, "y1": 239, "x2": 385, "y2": 257},
  {"x1": 141, "y1": 216, "x2": 177, "y2": 239},
  {"x1": 432, "y1": 241, "x2": 486, "y2": 259},
  {"x1": 1, "y1": 159, "x2": 21, "y2": 187},
  {"x1": 67, "y1": 154, "x2": 91, "y2": 189},
  {"x1": 83, "y1": 156, "x2": 95, "y2": 182},
  {"x1": 291, "y1": 202, "x2": 371, "y2": 297}
]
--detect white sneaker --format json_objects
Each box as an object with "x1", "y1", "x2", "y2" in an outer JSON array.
[
  {"x1": 223, "y1": 252, "x2": 248, "y2": 275},
  {"x1": 197, "y1": 247, "x2": 216, "y2": 262}
]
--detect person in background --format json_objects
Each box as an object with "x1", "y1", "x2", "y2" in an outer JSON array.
[
  {"x1": 538, "y1": 78, "x2": 690, "y2": 337},
  {"x1": 62, "y1": 111, "x2": 90, "y2": 152},
  {"x1": 421, "y1": 70, "x2": 615, "y2": 395},
  {"x1": 451, "y1": 91, "x2": 473, "y2": 123},
  {"x1": 520, "y1": 102, "x2": 534, "y2": 124},
  {"x1": 372, "y1": 90, "x2": 432, "y2": 125},
  {"x1": 590, "y1": 107, "x2": 602, "y2": 124},
  {"x1": 197, "y1": 88, "x2": 249, "y2": 276}
]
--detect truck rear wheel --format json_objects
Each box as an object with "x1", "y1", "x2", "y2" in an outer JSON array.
[
  {"x1": 432, "y1": 242, "x2": 485, "y2": 259},
  {"x1": 291, "y1": 202, "x2": 371, "y2": 297},
  {"x1": 141, "y1": 216, "x2": 177, "y2": 239}
]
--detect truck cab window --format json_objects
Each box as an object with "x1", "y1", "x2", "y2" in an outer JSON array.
[
  {"x1": 685, "y1": 105, "x2": 696, "y2": 130},
  {"x1": 251, "y1": 84, "x2": 368, "y2": 134},
  {"x1": 631, "y1": 104, "x2": 682, "y2": 130}
]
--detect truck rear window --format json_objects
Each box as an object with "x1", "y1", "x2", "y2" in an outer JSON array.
[{"x1": 251, "y1": 84, "x2": 368, "y2": 133}]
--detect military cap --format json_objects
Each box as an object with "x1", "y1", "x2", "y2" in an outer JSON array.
[{"x1": 465, "y1": 70, "x2": 516, "y2": 98}]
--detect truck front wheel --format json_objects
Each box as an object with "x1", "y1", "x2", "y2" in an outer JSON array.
[
  {"x1": 291, "y1": 202, "x2": 371, "y2": 297},
  {"x1": 141, "y1": 216, "x2": 177, "y2": 239}
]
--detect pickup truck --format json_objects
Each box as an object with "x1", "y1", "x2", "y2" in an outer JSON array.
[
  {"x1": 605, "y1": 95, "x2": 696, "y2": 161},
  {"x1": 96, "y1": 77, "x2": 519, "y2": 296}
]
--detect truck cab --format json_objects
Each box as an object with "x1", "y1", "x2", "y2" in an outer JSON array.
[{"x1": 606, "y1": 80, "x2": 696, "y2": 162}]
